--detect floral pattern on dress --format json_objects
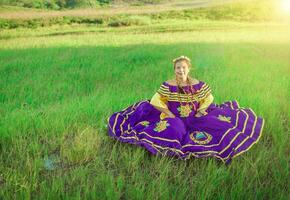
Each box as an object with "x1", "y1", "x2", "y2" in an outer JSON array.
[
  {"x1": 154, "y1": 120, "x2": 170, "y2": 132},
  {"x1": 177, "y1": 104, "x2": 192, "y2": 117}
]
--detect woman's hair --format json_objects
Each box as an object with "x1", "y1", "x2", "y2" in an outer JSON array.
[
  {"x1": 172, "y1": 55, "x2": 195, "y2": 95},
  {"x1": 172, "y1": 55, "x2": 192, "y2": 69}
]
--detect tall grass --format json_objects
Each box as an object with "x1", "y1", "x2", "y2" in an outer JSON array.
[{"x1": 0, "y1": 20, "x2": 289, "y2": 199}]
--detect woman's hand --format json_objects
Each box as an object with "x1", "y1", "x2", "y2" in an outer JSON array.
[
  {"x1": 165, "y1": 112, "x2": 176, "y2": 118},
  {"x1": 195, "y1": 110, "x2": 207, "y2": 117}
]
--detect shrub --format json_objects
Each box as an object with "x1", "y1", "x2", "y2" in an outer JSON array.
[{"x1": 108, "y1": 15, "x2": 150, "y2": 27}]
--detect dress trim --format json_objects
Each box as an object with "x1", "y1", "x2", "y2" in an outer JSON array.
[
  {"x1": 232, "y1": 117, "x2": 265, "y2": 158},
  {"x1": 157, "y1": 83, "x2": 211, "y2": 102}
]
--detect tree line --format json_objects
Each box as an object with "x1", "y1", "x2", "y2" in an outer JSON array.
[{"x1": 0, "y1": 0, "x2": 162, "y2": 9}]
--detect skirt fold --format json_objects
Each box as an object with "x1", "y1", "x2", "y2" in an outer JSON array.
[{"x1": 107, "y1": 99, "x2": 264, "y2": 164}]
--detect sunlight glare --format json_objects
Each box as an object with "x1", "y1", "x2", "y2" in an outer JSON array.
[{"x1": 281, "y1": 0, "x2": 290, "y2": 13}]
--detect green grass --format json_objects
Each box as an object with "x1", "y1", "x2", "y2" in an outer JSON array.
[{"x1": 0, "y1": 19, "x2": 289, "y2": 199}]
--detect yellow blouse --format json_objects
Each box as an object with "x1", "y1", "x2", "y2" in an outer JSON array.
[
  {"x1": 197, "y1": 93, "x2": 214, "y2": 113},
  {"x1": 150, "y1": 84, "x2": 214, "y2": 119},
  {"x1": 150, "y1": 93, "x2": 169, "y2": 119}
]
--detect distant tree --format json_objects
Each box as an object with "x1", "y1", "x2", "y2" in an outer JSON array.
[
  {"x1": 56, "y1": 0, "x2": 66, "y2": 8},
  {"x1": 0, "y1": 0, "x2": 10, "y2": 5},
  {"x1": 66, "y1": 0, "x2": 101, "y2": 8},
  {"x1": 98, "y1": 0, "x2": 112, "y2": 4},
  {"x1": 22, "y1": 0, "x2": 45, "y2": 8},
  {"x1": 0, "y1": 0, "x2": 161, "y2": 8}
]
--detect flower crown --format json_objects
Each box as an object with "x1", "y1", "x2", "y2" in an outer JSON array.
[{"x1": 172, "y1": 55, "x2": 191, "y2": 63}]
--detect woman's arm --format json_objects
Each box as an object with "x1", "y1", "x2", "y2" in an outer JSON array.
[
  {"x1": 150, "y1": 93, "x2": 175, "y2": 118},
  {"x1": 195, "y1": 93, "x2": 214, "y2": 117},
  {"x1": 152, "y1": 105, "x2": 176, "y2": 118}
]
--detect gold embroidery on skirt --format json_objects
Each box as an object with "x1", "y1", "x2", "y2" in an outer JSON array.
[
  {"x1": 217, "y1": 115, "x2": 231, "y2": 123},
  {"x1": 190, "y1": 131, "x2": 213, "y2": 144},
  {"x1": 154, "y1": 120, "x2": 170, "y2": 132},
  {"x1": 139, "y1": 121, "x2": 150, "y2": 127}
]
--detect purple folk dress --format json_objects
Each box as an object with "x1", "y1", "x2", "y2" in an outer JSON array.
[{"x1": 107, "y1": 80, "x2": 265, "y2": 164}]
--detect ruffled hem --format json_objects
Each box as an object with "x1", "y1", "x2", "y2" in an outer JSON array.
[{"x1": 107, "y1": 99, "x2": 265, "y2": 164}]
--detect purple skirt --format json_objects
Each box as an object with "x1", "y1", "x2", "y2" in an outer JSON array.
[{"x1": 107, "y1": 100, "x2": 265, "y2": 164}]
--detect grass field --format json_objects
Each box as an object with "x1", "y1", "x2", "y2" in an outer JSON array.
[{"x1": 0, "y1": 8, "x2": 289, "y2": 200}]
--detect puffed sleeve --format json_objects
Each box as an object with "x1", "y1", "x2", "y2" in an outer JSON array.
[
  {"x1": 150, "y1": 92, "x2": 168, "y2": 109},
  {"x1": 156, "y1": 82, "x2": 170, "y2": 98},
  {"x1": 150, "y1": 82, "x2": 169, "y2": 109},
  {"x1": 197, "y1": 93, "x2": 214, "y2": 113},
  {"x1": 196, "y1": 82, "x2": 214, "y2": 114}
]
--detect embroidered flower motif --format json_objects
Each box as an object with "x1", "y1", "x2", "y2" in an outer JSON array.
[
  {"x1": 154, "y1": 120, "x2": 170, "y2": 132},
  {"x1": 177, "y1": 104, "x2": 192, "y2": 117},
  {"x1": 190, "y1": 131, "x2": 212, "y2": 144},
  {"x1": 139, "y1": 121, "x2": 150, "y2": 127},
  {"x1": 217, "y1": 115, "x2": 231, "y2": 123}
]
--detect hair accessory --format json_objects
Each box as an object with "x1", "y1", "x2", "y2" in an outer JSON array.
[{"x1": 172, "y1": 55, "x2": 191, "y2": 63}]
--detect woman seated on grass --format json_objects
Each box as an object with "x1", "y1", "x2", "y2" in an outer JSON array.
[{"x1": 107, "y1": 55, "x2": 265, "y2": 164}]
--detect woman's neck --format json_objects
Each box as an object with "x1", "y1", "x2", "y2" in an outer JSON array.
[{"x1": 176, "y1": 77, "x2": 189, "y2": 86}]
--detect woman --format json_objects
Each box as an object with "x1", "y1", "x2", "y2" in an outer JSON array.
[{"x1": 107, "y1": 55, "x2": 265, "y2": 164}]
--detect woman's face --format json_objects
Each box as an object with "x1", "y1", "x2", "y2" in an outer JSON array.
[{"x1": 174, "y1": 60, "x2": 190, "y2": 81}]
